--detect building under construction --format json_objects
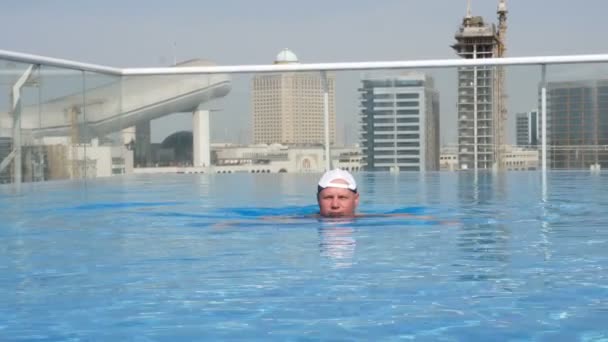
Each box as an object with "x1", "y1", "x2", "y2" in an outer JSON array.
[{"x1": 452, "y1": 0, "x2": 508, "y2": 170}]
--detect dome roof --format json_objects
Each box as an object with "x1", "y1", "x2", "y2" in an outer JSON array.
[
  {"x1": 161, "y1": 131, "x2": 192, "y2": 149},
  {"x1": 274, "y1": 48, "x2": 299, "y2": 64},
  {"x1": 161, "y1": 131, "x2": 193, "y2": 162}
]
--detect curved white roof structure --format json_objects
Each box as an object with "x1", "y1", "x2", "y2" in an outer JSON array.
[{"x1": 0, "y1": 58, "x2": 231, "y2": 139}]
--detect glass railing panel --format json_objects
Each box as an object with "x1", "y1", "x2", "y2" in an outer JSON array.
[
  {"x1": 0, "y1": 58, "x2": 32, "y2": 184},
  {"x1": 3, "y1": 55, "x2": 608, "y2": 188},
  {"x1": 0, "y1": 59, "x2": 49, "y2": 184},
  {"x1": 80, "y1": 71, "x2": 127, "y2": 178},
  {"x1": 28, "y1": 66, "x2": 87, "y2": 181},
  {"x1": 14, "y1": 64, "x2": 43, "y2": 183}
]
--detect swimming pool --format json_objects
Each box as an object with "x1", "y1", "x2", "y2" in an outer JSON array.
[{"x1": 1, "y1": 171, "x2": 607, "y2": 340}]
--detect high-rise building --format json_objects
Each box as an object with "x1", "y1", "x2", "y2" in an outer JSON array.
[
  {"x1": 515, "y1": 111, "x2": 538, "y2": 147},
  {"x1": 358, "y1": 73, "x2": 440, "y2": 172},
  {"x1": 543, "y1": 79, "x2": 608, "y2": 169},
  {"x1": 451, "y1": 0, "x2": 508, "y2": 170},
  {"x1": 251, "y1": 49, "x2": 336, "y2": 145}
]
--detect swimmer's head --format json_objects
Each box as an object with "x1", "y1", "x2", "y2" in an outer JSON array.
[{"x1": 317, "y1": 169, "x2": 359, "y2": 218}]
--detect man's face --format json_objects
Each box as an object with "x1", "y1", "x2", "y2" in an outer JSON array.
[{"x1": 317, "y1": 185, "x2": 359, "y2": 218}]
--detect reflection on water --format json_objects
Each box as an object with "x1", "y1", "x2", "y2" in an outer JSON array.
[
  {"x1": 457, "y1": 172, "x2": 510, "y2": 282},
  {"x1": 318, "y1": 223, "x2": 356, "y2": 268}
]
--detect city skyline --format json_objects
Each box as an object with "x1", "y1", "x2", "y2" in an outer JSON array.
[{"x1": 2, "y1": 1, "x2": 608, "y2": 146}]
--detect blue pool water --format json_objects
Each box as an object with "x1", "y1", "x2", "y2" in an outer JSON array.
[{"x1": 1, "y1": 172, "x2": 607, "y2": 340}]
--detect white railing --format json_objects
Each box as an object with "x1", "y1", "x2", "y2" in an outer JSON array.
[
  {"x1": 121, "y1": 54, "x2": 608, "y2": 75},
  {"x1": 2, "y1": 48, "x2": 608, "y2": 75},
  {"x1": 0, "y1": 49, "x2": 122, "y2": 75}
]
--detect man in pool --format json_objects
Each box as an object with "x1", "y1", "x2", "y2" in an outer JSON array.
[
  {"x1": 212, "y1": 168, "x2": 359, "y2": 227},
  {"x1": 215, "y1": 168, "x2": 449, "y2": 225},
  {"x1": 317, "y1": 168, "x2": 360, "y2": 218},
  {"x1": 315, "y1": 169, "x2": 444, "y2": 222}
]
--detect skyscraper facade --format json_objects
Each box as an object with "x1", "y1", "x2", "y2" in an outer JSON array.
[
  {"x1": 452, "y1": 1, "x2": 508, "y2": 170},
  {"x1": 359, "y1": 73, "x2": 440, "y2": 172},
  {"x1": 251, "y1": 49, "x2": 336, "y2": 145},
  {"x1": 544, "y1": 79, "x2": 608, "y2": 169},
  {"x1": 515, "y1": 111, "x2": 538, "y2": 147}
]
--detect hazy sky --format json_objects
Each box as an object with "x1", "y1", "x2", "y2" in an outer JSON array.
[{"x1": 2, "y1": 0, "x2": 608, "y2": 145}]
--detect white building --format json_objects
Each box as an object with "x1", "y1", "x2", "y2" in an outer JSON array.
[
  {"x1": 440, "y1": 144, "x2": 537, "y2": 171},
  {"x1": 440, "y1": 145, "x2": 459, "y2": 171},
  {"x1": 212, "y1": 144, "x2": 362, "y2": 174},
  {"x1": 500, "y1": 145, "x2": 539, "y2": 171},
  {"x1": 251, "y1": 49, "x2": 336, "y2": 145},
  {"x1": 359, "y1": 73, "x2": 440, "y2": 171},
  {"x1": 134, "y1": 143, "x2": 362, "y2": 174}
]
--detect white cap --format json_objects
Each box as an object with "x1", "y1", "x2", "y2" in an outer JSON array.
[{"x1": 318, "y1": 168, "x2": 357, "y2": 192}]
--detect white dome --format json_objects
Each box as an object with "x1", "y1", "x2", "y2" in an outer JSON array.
[{"x1": 274, "y1": 48, "x2": 299, "y2": 64}]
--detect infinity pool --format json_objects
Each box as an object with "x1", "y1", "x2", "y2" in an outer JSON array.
[{"x1": 1, "y1": 172, "x2": 607, "y2": 340}]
